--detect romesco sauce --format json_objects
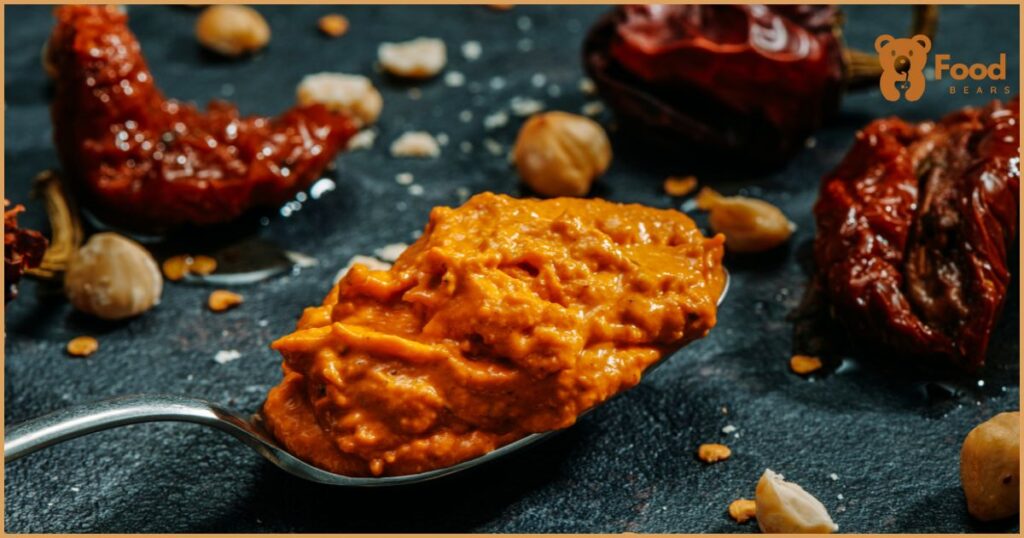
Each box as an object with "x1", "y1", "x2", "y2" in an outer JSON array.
[{"x1": 263, "y1": 193, "x2": 726, "y2": 476}]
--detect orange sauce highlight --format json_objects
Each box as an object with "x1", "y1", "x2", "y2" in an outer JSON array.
[{"x1": 263, "y1": 193, "x2": 726, "y2": 476}]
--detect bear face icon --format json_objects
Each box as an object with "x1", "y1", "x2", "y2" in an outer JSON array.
[{"x1": 875, "y1": 34, "x2": 931, "y2": 102}]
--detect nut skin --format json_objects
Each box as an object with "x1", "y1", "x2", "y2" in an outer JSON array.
[
  {"x1": 64, "y1": 233, "x2": 163, "y2": 320},
  {"x1": 195, "y1": 5, "x2": 270, "y2": 57},
  {"x1": 960, "y1": 411, "x2": 1020, "y2": 522},
  {"x1": 513, "y1": 111, "x2": 612, "y2": 197},
  {"x1": 755, "y1": 469, "x2": 838, "y2": 534}
]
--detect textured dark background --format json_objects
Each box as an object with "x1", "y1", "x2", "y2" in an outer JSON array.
[{"x1": 3, "y1": 4, "x2": 1020, "y2": 533}]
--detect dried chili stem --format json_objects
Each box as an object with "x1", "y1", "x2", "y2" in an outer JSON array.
[{"x1": 26, "y1": 170, "x2": 83, "y2": 279}]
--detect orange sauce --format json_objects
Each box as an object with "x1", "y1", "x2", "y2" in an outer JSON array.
[{"x1": 263, "y1": 193, "x2": 726, "y2": 476}]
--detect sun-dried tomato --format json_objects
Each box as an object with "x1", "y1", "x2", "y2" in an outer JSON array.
[
  {"x1": 814, "y1": 97, "x2": 1020, "y2": 370},
  {"x1": 47, "y1": 6, "x2": 357, "y2": 231},
  {"x1": 584, "y1": 5, "x2": 843, "y2": 164},
  {"x1": 4, "y1": 201, "x2": 48, "y2": 302}
]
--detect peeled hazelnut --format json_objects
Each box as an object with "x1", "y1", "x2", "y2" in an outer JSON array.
[
  {"x1": 755, "y1": 469, "x2": 838, "y2": 534},
  {"x1": 513, "y1": 111, "x2": 612, "y2": 197},
  {"x1": 195, "y1": 5, "x2": 270, "y2": 57},
  {"x1": 378, "y1": 37, "x2": 447, "y2": 79},
  {"x1": 64, "y1": 233, "x2": 163, "y2": 320},
  {"x1": 696, "y1": 188, "x2": 794, "y2": 253},
  {"x1": 297, "y1": 72, "x2": 383, "y2": 127},
  {"x1": 960, "y1": 411, "x2": 1019, "y2": 521}
]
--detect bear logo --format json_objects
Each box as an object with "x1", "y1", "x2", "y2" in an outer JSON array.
[{"x1": 875, "y1": 34, "x2": 931, "y2": 102}]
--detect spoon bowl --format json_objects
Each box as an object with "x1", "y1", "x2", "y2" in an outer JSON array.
[{"x1": 4, "y1": 272, "x2": 728, "y2": 486}]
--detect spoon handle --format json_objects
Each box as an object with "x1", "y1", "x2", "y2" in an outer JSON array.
[{"x1": 4, "y1": 394, "x2": 261, "y2": 463}]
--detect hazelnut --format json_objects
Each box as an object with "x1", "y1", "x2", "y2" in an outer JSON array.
[
  {"x1": 513, "y1": 111, "x2": 612, "y2": 197},
  {"x1": 756, "y1": 469, "x2": 837, "y2": 533},
  {"x1": 696, "y1": 188, "x2": 794, "y2": 253},
  {"x1": 64, "y1": 233, "x2": 163, "y2": 320},
  {"x1": 296, "y1": 72, "x2": 383, "y2": 127},
  {"x1": 378, "y1": 37, "x2": 447, "y2": 79},
  {"x1": 195, "y1": 5, "x2": 270, "y2": 57},
  {"x1": 960, "y1": 411, "x2": 1019, "y2": 521}
]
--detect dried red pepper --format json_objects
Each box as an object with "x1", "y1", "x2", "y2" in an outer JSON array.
[
  {"x1": 4, "y1": 201, "x2": 48, "y2": 303},
  {"x1": 814, "y1": 97, "x2": 1020, "y2": 370},
  {"x1": 48, "y1": 6, "x2": 357, "y2": 231},
  {"x1": 584, "y1": 5, "x2": 844, "y2": 163}
]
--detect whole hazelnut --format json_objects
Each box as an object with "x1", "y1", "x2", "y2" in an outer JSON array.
[
  {"x1": 64, "y1": 233, "x2": 163, "y2": 320},
  {"x1": 513, "y1": 111, "x2": 612, "y2": 197},
  {"x1": 195, "y1": 5, "x2": 270, "y2": 57},
  {"x1": 961, "y1": 411, "x2": 1020, "y2": 521}
]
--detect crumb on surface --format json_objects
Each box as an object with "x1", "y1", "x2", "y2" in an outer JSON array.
[
  {"x1": 390, "y1": 131, "x2": 441, "y2": 158},
  {"x1": 790, "y1": 354, "x2": 824, "y2": 375},
  {"x1": 664, "y1": 176, "x2": 698, "y2": 197},
  {"x1": 728, "y1": 498, "x2": 757, "y2": 523},
  {"x1": 208, "y1": 290, "x2": 244, "y2": 312},
  {"x1": 67, "y1": 336, "x2": 99, "y2": 358},
  {"x1": 461, "y1": 40, "x2": 482, "y2": 61},
  {"x1": 379, "y1": 37, "x2": 447, "y2": 79},
  {"x1": 214, "y1": 349, "x2": 242, "y2": 364},
  {"x1": 697, "y1": 443, "x2": 732, "y2": 463},
  {"x1": 318, "y1": 13, "x2": 349, "y2": 37}
]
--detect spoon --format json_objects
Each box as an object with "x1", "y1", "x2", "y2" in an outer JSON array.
[{"x1": 4, "y1": 273, "x2": 728, "y2": 486}]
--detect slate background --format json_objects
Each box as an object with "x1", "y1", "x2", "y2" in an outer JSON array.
[{"x1": 3, "y1": 4, "x2": 1020, "y2": 533}]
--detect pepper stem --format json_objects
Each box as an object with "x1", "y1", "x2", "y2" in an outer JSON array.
[{"x1": 26, "y1": 170, "x2": 83, "y2": 279}]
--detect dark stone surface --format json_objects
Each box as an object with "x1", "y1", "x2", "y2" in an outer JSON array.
[{"x1": 3, "y1": 4, "x2": 1020, "y2": 533}]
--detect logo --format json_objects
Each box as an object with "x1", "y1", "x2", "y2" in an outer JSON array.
[
  {"x1": 875, "y1": 34, "x2": 931, "y2": 102},
  {"x1": 875, "y1": 34, "x2": 1011, "y2": 101}
]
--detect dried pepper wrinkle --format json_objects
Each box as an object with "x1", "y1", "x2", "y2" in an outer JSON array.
[{"x1": 814, "y1": 97, "x2": 1020, "y2": 370}]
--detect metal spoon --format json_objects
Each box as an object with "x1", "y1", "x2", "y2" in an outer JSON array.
[{"x1": 4, "y1": 273, "x2": 728, "y2": 486}]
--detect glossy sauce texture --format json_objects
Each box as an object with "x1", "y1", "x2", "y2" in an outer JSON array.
[
  {"x1": 48, "y1": 6, "x2": 356, "y2": 230},
  {"x1": 264, "y1": 193, "x2": 726, "y2": 476},
  {"x1": 814, "y1": 97, "x2": 1019, "y2": 369}
]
